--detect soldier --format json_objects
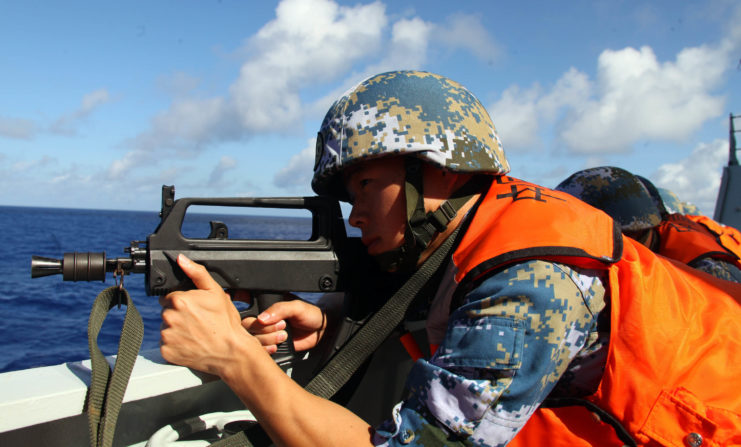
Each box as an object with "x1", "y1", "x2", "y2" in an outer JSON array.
[
  {"x1": 159, "y1": 71, "x2": 741, "y2": 446},
  {"x1": 556, "y1": 166, "x2": 741, "y2": 283}
]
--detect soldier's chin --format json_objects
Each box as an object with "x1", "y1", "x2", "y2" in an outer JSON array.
[
  {"x1": 363, "y1": 238, "x2": 383, "y2": 255},
  {"x1": 370, "y1": 245, "x2": 407, "y2": 273},
  {"x1": 365, "y1": 238, "x2": 404, "y2": 256}
]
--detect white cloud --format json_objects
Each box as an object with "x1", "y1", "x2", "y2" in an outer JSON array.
[
  {"x1": 366, "y1": 17, "x2": 431, "y2": 71},
  {"x1": 489, "y1": 37, "x2": 734, "y2": 153},
  {"x1": 120, "y1": 96, "x2": 245, "y2": 172},
  {"x1": 156, "y1": 72, "x2": 201, "y2": 97},
  {"x1": 431, "y1": 13, "x2": 500, "y2": 64},
  {"x1": 230, "y1": 0, "x2": 388, "y2": 132},
  {"x1": 301, "y1": 12, "x2": 495, "y2": 122},
  {"x1": 113, "y1": 0, "x2": 506, "y2": 191},
  {"x1": 117, "y1": 0, "x2": 433, "y2": 191},
  {"x1": 49, "y1": 169, "x2": 92, "y2": 185},
  {"x1": 12, "y1": 155, "x2": 57, "y2": 171},
  {"x1": 651, "y1": 138, "x2": 727, "y2": 215},
  {"x1": 0, "y1": 116, "x2": 36, "y2": 140},
  {"x1": 488, "y1": 84, "x2": 542, "y2": 149},
  {"x1": 107, "y1": 149, "x2": 155, "y2": 180},
  {"x1": 80, "y1": 89, "x2": 110, "y2": 112},
  {"x1": 304, "y1": 15, "x2": 435, "y2": 119},
  {"x1": 148, "y1": 97, "x2": 238, "y2": 149},
  {"x1": 208, "y1": 156, "x2": 238, "y2": 187},
  {"x1": 51, "y1": 89, "x2": 111, "y2": 135},
  {"x1": 489, "y1": 68, "x2": 591, "y2": 150},
  {"x1": 123, "y1": 0, "x2": 390, "y2": 167},
  {"x1": 273, "y1": 138, "x2": 316, "y2": 190},
  {"x1": 0, "y1": 89, "x2": 110, "y2": 140},
  {"x1": 540, "y1": 68, "x2": 593, "y2": 119},
  {"x1": 560, "y1": 45, "x2": 727, "y2": 152}
]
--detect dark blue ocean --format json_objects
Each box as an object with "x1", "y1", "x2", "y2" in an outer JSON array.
[{"x1": 0, "y1": 205, "x2": 344, "y2": 373}]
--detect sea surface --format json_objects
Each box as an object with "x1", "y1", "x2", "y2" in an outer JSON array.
[{"x1": 0, "y1": 205, "x2": 345, "y2": 373}]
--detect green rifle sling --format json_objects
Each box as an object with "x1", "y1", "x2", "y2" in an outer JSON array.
[
  {"x1": 304, "y1": 226, "x2": 459, "y2": 398},
  {"x1": 86, "y1": 286, "x2": 143, "y2": 447}
]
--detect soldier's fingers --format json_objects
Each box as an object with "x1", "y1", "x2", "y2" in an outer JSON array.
[
  {"x1": 256, "y1": 299, "x2": 317, "y2": 325},
  {"x1": 177, "y1": 254, "x2": 222, "y2": 292},
  {"x1": 252, "y1": 331, "x2": 288, "y2": 348},
  {"x1": 242, "y1": 316, "x2": 287, "y2": 334}
]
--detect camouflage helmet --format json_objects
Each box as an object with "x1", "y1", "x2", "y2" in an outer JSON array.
[
  {"x1": 635, "y1": 175, "x2": 703, "y2": 216},
  {"x1": 656, "y1": 187, "x2": 684, "y2": 214},
  {"x1": 311, "y1": 70, "x2": 509, "y2": 200},
  {"x1": 555, "y1": 166, "x2": 663, "y2": 232},
  {"x1": 656, "y1": 187, "x2": 701, "y2": 215}
]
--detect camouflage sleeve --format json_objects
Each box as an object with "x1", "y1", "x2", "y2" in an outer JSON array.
[
  {"x1": 372, "y1": 260, "x2": 606, "y2": 447},
  {"x1": 692, "y1": 258, "x2": 741, "y2": 283}
]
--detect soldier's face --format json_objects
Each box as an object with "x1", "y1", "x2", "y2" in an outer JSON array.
[{"x1": 344, "y1": 157, "x2": 407, "y2": 255}]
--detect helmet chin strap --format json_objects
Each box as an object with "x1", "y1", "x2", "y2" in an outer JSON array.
[{"x1": 373, "y1": 157, "x2": 482, "y2": 272}]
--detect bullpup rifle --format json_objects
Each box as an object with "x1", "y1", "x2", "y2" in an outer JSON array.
[{"x1": 30, "y1": 185, "x2": 368, "y2": 367}]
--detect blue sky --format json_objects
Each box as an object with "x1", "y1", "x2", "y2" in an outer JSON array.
[{"x1": 1, "y1": 0, "x2": 739, "y2": 216}]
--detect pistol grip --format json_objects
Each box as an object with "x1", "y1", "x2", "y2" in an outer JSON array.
[{"x1": 239, "y1": 293, "x2": 297, "y2": 370}]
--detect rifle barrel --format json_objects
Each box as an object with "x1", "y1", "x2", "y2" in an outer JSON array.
[{"x1": 30, "y1": 252, "x2": 135, "y2": 282}]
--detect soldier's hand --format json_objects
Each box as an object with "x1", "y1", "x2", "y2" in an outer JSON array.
[{"x1": 242, "y1": 299, "x2": 327, "y2": 353}]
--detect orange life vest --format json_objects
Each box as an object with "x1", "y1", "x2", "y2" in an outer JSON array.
[
  {"x1": 656, "y1": 213, "x2": 741, "y2": 268},
  {"x1": 450, "y1": 176, "x2": 741, "y2": 446},
  {"x1": 686, "y1": 214, "x2": 741, "y2": 259}
]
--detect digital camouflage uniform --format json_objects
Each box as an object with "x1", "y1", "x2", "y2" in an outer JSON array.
[
  {"x1": 312, "y1": 71, "x2": 611, "y2": 446},
  {"x1": 372, "y1": 259, "x2": 608, "y2": 446},
  {"x1": 693, "y1": 257, "x2": 741, "y2": 282}
]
